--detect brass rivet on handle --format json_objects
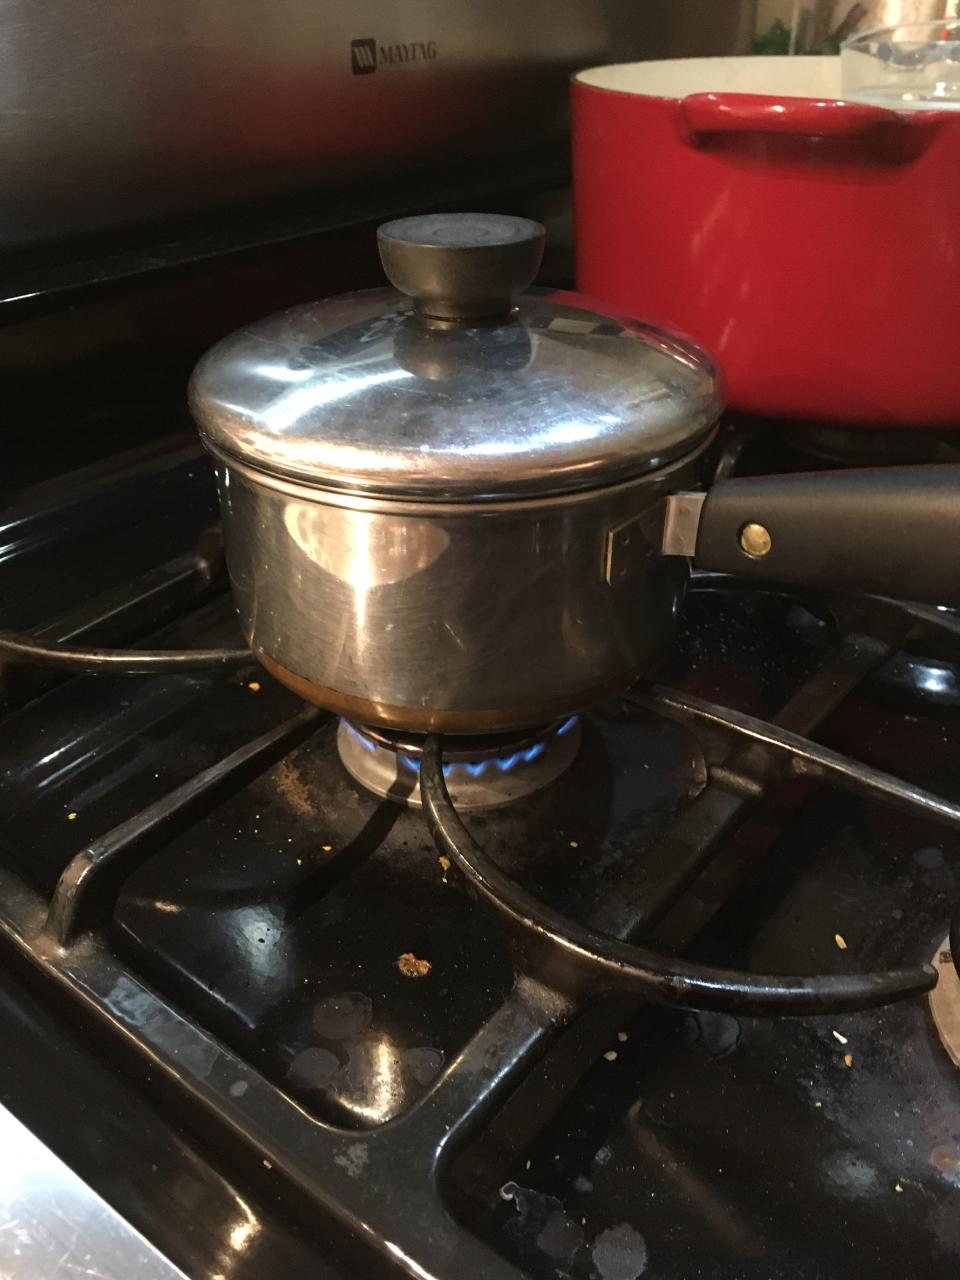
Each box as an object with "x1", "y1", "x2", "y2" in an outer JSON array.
[{"x1": 739, "y1": 522, "x2": 772, "y2": 558}]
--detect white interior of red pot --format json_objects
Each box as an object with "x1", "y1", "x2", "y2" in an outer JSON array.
[{"x1": 576, "y1": 56, "x2": 842, "y2": 100}]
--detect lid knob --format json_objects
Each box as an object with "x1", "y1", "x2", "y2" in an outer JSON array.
[{"x1": 377, "y1": 213, "x2": 545, "y2": 323}]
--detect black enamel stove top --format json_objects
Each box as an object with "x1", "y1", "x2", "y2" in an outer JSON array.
[{"x1": 0, "y1": 417, "x2": 958, "y2": 1280}]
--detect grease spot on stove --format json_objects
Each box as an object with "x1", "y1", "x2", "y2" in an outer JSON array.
[
  {"x1": 313, "y1": 992, "x2": 373, "y2": 1039},
  {"x1": 404, "y1": 1046, "x2": 444, "y2": 1086},
  {"x1": 691, "y1": 1011, "x2": 741, "y2": 1058},
  {"x1": 287, "y1": 1046, "x2": 340, "y2": 1090},
  {"x1": 824, "y1": 1151, "x2": 879, "y2": 1197},
  {"x1": 500, "y1": 1183, "x2": 585, "y2": 1268},
  {"x1": 914, "y1": 847, "x2": 944, "y2": 870},
  {"x1": 334, "y1": 1141, "x2": 368, "y2": 1178},
  {"x1": 536, "y1": 1207, "x2": 584, "y2": 1262},
  {"x1": 170, "y1": 1033, "x2": 219, "y2": 1078},
  {"x1": 229, "y1": 1079, "x2": 249, "y2": 1098},
  {"x1": 591, "y1": 1223, "x2": 649, "y2": 1278}
]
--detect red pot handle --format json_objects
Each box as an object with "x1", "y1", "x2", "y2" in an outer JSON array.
[{"x1": 680, "y1": 92, "x2": 944, "y2": 159}]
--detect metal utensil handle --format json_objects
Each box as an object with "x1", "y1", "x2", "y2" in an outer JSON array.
[
  {"x1": 376, "y1": 212, "x2": 545, "y2": 322},
  {"x1": 689, "y1": 463, "x2": 960, "y2": 606}
]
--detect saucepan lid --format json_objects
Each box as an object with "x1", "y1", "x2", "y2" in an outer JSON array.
[{"x1": 189, "y1": 213, "x2": 722, "y2": 502}]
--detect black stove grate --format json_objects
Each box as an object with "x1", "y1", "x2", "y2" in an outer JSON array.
[{"x1": 1, "y1": 431, "x2": 959, "y2": 1279}]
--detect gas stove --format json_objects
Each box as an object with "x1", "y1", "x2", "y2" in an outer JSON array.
[{"x1": 0, "y1": 407, "x2": 958, "y2": 1280}]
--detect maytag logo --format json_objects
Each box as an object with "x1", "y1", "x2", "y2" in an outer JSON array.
[
  {"x1": 350, "y1": 38, "x2": 377, "y2": 75},
  {"x1": 351, "y1": 37, "x2": 437, "y2": 75}
]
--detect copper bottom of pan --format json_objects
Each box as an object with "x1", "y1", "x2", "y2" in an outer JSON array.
[{"x1": 253, "y1": 646, "x2": 634, "y2": 735}]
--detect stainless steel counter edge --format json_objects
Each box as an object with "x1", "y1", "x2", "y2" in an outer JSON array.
[{"x1": 0, "y1": 1102, "x2": 188, "y2": 1280}]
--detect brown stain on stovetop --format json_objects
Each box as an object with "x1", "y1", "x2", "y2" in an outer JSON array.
[
  {"x1": 274, "y1": 756, "x2": 316, "y2": 818},
  {"x1": 930, "y1": 1143, "x2": 960, "y2": 1179}
]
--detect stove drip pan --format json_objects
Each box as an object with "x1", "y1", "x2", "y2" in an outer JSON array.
[{"x1": 337, "y1": 715, "x2": 582, "y2": 809}]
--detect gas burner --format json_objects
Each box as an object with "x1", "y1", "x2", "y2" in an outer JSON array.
[
  {"x1": 930, "y1": 935, "x2": 960, "y2": 1069},
  {"x1": 336, "y1": 716, "x2": 582, "y2": 808}
]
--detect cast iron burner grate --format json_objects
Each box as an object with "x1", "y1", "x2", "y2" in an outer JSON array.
[
  {"x1": 337, "y1": 716, "x2": 582, "y2": 808},
  {"x1": 2, "y1": 435, "x2": 960, "y2": 1279}
]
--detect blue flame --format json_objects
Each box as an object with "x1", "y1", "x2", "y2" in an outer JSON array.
[
  {"x1": 494, "y1": 743, "x2": 547, "y2": 772},
  {"x1": 345, "y1": 715, "x2": 579, "y2": 780},
  {"x1": 346, "y1": 723, "x2": 377, "y2": 752},
  {"x1": 399, "y1": 753, "x2": 455, "y2": 778}
]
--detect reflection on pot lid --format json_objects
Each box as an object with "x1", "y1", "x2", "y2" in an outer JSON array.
[{"x1": 189, "y1": 216, "x2": 722, "y2": 502}]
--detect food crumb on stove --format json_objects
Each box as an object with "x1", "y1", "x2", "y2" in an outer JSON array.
[
  {"x1": 844, "y1": 1053, "x2": 854, "y2": 1068},
  {"x1": 439, "y1": 855, "x2": 451, "y2": 883},
  {"x1": 525, "y1": 1159, "x2": 531, "y2": 1170},
  {"x1": 834, "y1": 933, "x2": 848, "y2": 949},
  {"x1": 832, "y1": 1030, "x2": 848, "y2": 1045},
  {"x1": 66, "y1": 811, "x2": 78, "y2": 820},
  {"x1": 603, "y1": 1050, "x2": 618, "y2": 1062},
  {"x1": 617, "y1": 1031, "x2": 628, "y2": 1042},
  {"x1": 296, "y1": 858, "x2": 303, "y2": 866},
  {"x1": 814, "y1": 1101, "x2": 823, "y2": 1108},
  {"x1": 247, "y1": 681, "x2": 261, "y2": 692},
  {"x1": 322, "y1": 844, "x2": 333, "y2": 852},
  {"x1": 262, "y1": 1159, "x2": 272, "y2": 1169},
  {"x1": 569, "y1": 840, "x2": 579, "y2": 848},
  {"x1": 895, "y1": 1182, "x2": 904, "y2": 1192},
  {"x1": 397, "y1": 952, "x2": 432, "y2": 978}
]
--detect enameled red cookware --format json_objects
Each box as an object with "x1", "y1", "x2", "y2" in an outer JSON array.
[{"x1": 572, "y1": 56, "x2": 960, "y2": 427}]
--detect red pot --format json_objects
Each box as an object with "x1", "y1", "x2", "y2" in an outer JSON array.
[{"x1": 572, "y1": 56, "x2": 960, "y2": 427}]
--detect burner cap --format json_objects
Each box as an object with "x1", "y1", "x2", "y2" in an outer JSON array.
[{"x1": 337, "y1": 717, "x2": 582, "y2": 808}]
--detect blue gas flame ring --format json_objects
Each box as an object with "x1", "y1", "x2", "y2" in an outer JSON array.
[{"x1": 348, "y1": 716, "x2": 580, "y2": 780}]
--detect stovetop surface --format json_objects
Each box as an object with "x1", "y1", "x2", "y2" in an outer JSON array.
[{"x1": 0, "y1": 416, "x2": 958, "y2": 1280}]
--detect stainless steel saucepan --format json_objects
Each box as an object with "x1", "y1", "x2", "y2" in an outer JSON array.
[{"x1": 189, "y1": 214, "x2": 960, "y2": 733}]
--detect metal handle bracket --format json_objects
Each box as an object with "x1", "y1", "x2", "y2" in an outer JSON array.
[{"x1": 661, "y1": 491, "x2": 706, "y2": 557}]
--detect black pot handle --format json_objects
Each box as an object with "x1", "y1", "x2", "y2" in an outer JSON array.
[{"x1": 683, "y1": 464, "x2": 960, "y2": 607}]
